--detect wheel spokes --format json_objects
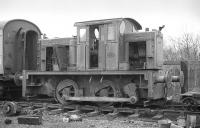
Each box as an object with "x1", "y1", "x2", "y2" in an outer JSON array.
[
  {"x1": 55, "y1": 79, "x2": 78, "y2": 104},
  {"x1": 97, "y1": 86, "x2": 114, "y2": 97},
  {"x1": 95, "y1": 81, "x2": 119, "y2": 107}
]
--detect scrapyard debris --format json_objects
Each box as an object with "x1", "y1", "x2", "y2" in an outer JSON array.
[
  {"x1": 170, "y1": 123, "x2": 183, "y2": 128},
  {"x1": 152, "y1": 114, "x2": 164, "y2": 120},
  {"x1": 107, "y1": 111, "x2": 119, "y2": 120},
  {"x1": 158, "y1": 119, "x2": 172, "y2": 128},
  {"x1": 3, "y1": 102, "x2": 21, "y2": 116},
  {"x1": 63, "y1": 116, "x2": 70, "y2": 122},
  {"x1": 177, "y1": 113, "x2": 186, "y2": 127},
  {"x1": 158, "y1": 118, "x2": 185, "y2": 128},
  {"x1": 63, "y1": 114, "x2": 82, "y2": 122},
  {"x1": 4, "y1": 119, "x2": 12, "y2": 124},
  {"x1": 17, "y1": 109, "x2": 43, "y2": 125},
  {"x1": 89, "y1": 124, "x2": 96, "y2": 128},
  {"x1": 17, "y1": 115, "x2": 42, "y2": 125}
]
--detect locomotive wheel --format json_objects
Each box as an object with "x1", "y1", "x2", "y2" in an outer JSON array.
[
  {"x1": 55, "y1": 79, "x2": 79, "y2": 104},
  {"x1": 182, "y1": 97, "x2": 198, "y2": 111},
  {"x1": 95, "y1": 80, "x2": 120, "y2": 107}
]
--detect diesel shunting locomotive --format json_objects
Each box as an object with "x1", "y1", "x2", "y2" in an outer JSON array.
[{"x1": 0, "y1": 18, "x2": 184, "y2": 107}]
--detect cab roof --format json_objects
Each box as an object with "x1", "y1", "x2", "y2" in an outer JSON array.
[
  {"x1": 74, "y1": 18, "x2": 142, "y2": 30},
  {"x1": 0, "y1": 19, "x2": 41, "y2": 34}
]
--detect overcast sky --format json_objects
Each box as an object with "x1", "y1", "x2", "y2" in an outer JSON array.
[{"x1": 0, "y1": 0, "x2": 200, "y2": 45}]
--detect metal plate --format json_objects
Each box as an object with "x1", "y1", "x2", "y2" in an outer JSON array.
[
  {"x1": 77, "y1": 44, "x2": 86, "y2": 70},
  {"x1": 106, "y1": 43, "x2": 118, "y2": 70}
]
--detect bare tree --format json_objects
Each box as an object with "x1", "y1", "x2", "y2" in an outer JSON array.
[{"x1": 164, "y1": 33, "x2": 200, "y2": 61}]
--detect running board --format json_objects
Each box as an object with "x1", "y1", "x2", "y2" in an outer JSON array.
[{"x1": 63, "y1": 95, "x2": 137, "y2": 104}]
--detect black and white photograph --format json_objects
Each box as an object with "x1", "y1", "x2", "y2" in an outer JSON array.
[{"x1": 0, "y1": 0, "x2": 200, "y2": 127}]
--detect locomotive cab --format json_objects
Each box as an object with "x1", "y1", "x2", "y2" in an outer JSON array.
[
  {"x1": 75, "y1": 18, "x2": 143, "y2": 71},
  {"x1": 75, "y1": 18, "x2": 163, "y2": 71}
]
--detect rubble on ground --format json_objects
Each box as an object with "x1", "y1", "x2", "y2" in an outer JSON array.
[{"x1": 0, "y1": 106, "x2": 199, "y2": 128}]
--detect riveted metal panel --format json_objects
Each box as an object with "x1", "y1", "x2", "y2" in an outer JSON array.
[
  {"x1": 76, "y1": 27, "x2": 88, "y2": 71},
  {"x1": 77, "y1": 44, "x2": 86, "y2": 70},
  {"x1": 156, "y1": 33, "x2": 163, "y2": 67},
  {"x1": 106, "y1": 43, "x2": 118, "y2": 70},
  {"x1": 98, "y1": 25, "x2": 106, "y2": 70}
]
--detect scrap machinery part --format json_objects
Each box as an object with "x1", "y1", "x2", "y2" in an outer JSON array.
[{"x1": 2, "y1": 102, "x2": 21, "y2": 116}]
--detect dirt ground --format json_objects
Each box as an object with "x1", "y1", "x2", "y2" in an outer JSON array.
[{"x1": 0, "y1": 110, "x2": 159, "y2": 128}]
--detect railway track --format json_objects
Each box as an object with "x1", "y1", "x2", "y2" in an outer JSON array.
[{"x1": 1, "y1": 99, "x2": 200, "y2": 121}]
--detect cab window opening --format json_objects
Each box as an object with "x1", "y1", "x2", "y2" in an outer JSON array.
[
  {"x1": 80, "y1": 28, "x2": 86, "y2": 42},
  {"x1": 89, "y1": 26, "x2": 99, "y2": 68}
]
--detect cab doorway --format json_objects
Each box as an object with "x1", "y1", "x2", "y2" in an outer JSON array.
[
  {"x1": 25, "y1": 31, "x2": 38, "y2": 70},
  {"x1": 89, "y1": 26, "x2": 99, "y2": 68}
]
